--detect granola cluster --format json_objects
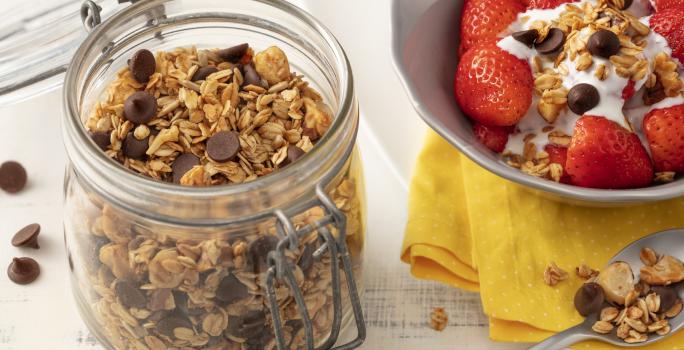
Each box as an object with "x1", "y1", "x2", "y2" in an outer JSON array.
[{"x1": 71, "y1": 43, "x2": 365, "y2": 350}]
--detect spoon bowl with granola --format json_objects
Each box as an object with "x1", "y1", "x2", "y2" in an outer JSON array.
[{"x1": 530, "y1": 229, "x2": 684, "y2": 349}]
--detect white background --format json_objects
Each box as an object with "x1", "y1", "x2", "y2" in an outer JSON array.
[{"x1": 0, "y1": 0, "x2": 528, "y2": 349}]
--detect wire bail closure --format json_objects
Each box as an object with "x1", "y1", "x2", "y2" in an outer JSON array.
[
  {"x1": 265, "y1": 184, "x2": 366, "y2": 350},
  {"x1": 81, "y1": 0, "x2": 140, "y2": 31}
]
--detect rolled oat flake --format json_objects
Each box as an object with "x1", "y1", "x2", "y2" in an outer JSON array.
[{"x1": 0, "y1": 161, "x2": 27, "y2": 194}]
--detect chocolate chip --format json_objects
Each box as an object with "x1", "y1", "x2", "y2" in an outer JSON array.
[
  {"x1": 574, "y1": 282, "x2": 605, "y2": 316},
  {"x1": 302, "y1": 127, "x2": 319, "y2": 142},
  {"x1": 123, "y1": 133, "x2": 149, "y2": 160},
  {"x1": 512, "y1": 29, "x2": 539, "y2": 48},
  {"x1": 643, "y1": 81, "x2": 667, "y2": 106},
  {"x1": 90, "y1": 131, "x2": 111, "y2": 151},
  {"x1": 281, "y1": 146, "x2": 306, "y2": 167},
  {"x1": 0, "y1": 161, "x2": 27, "y2": 194},
  {"x1": 535, "y1": 28, "x2": 566, "y2": 55},
  {"x1": 243, "y1": 64, "x2": 265, "y2": 87},
  {"x1": 172, "y1": 153, "x2": 200, "y2": 183},
  {"x1": 115, "y1": 280, "x2": 147, "y2": 309},
  {"x1": 124, "y1": 91, "x2": 157, "y2": 124},
  {"x1": 249, "y1": 235, "x2": 279, "y2": 273},
  {"x1": 298, "y1": 243, "x2": 316, "y2": 274},
  {"x1": 217, "y1": 43, "x2": 249, "y2": 62},
  {"x1": 215, "y1": 274, "x2": 249, "y2": 304},
  {"x1": 587, "y1": 29, "x2": 621, "y2": 59},
  {"x1": 206, "y1": 131, "x2": 240, "y2": 162},
  {"x1": 226, "y1": 310, "x2": 266, "y2": 338},
  {"x1": 651, "y1": 286, "x2": 679, "y2": 313},
  {"x1": 568, "y1": 83, "x2": 600, "y2": 115},
  {"x1": 156, "y1": 312, "x2": 193, "y2": 338},
  {"x1": 129, "y1": 49, "x2": 156, "y2": 83},
  {"x1": 11, "y1": 223, "x2": 40, "y2": 249},
  {"x1": 622, "y1": 0, "x2": 633, "y2": 9},
  {"x1": 191, "y1": 66, "x2": 218, "y2": 82},
  {"x1": 7, "y1": 257, "x2": 40, "y2": 285}
]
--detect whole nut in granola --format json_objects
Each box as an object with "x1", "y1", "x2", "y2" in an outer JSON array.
[
  {"x1": 587, "y1": 29, "x2": 621, "y2": 59},
  {"x1": 567, "y1": 84, "x2": 600, "y2": 115},
  {"x1": 534, "y1": 28, "x2": 565, "y2": 55},
  {"x1": 128, "y1": 49, "x2": 156, "y2": 83},
  {"x1": 574, "y1": 282, "x2": 605, "y2": 316},
  {"x1": 597, "y1": 261, "x2": 635, "y2": 305},
  {"x1": 650, "y1": 286, "x2": 679, "y2": 313},
  {"x1": 254, "y1": 46, "x2": 291, "y2": 85},
  {"x1": 123, "y1": 91, "x2": 157, "y2": 124}
]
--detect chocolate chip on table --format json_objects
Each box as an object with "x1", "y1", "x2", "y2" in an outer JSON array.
[
  {"x1": 172, "y1": 153, "x2": 200, "y2": 183},
  {"x1": 512, "y1": 29, "x2": 540, "y2": 48},
  {"x1": 574, "y1": 282, "x2": 605, "y2": 316},
  {"x1": 11, "y1": 223, "x2": 40, "y2": 249},
  {"x1": 191, "y1": 66, "x2": 218, "y2": 82},
  {"x1": 534, "y1": 28, "x2": 566, "y2": 55},
  {"x1": 281, "y1": 146, "x2": 306, "y2": 167},
  {"x1": 123, "y1": 133, "x2": 149, "y2": 160},
  {"x1": 128, "y1": 49, "x2": 156, "y2": 83},
  {"x1": 206, "y1": 131, "x2": 241, "y2": 162},
  {"x1": 587, "y1": 29, "x2": 621, "y2": 59},
  {"x1": 651, "y1": 286, "x2": 679, "y2": 312},
  {"x1": 115, "y1": 280, "x2": 147, "y2": 309},
  {"x1": 0, "y1": 161, "x2": 27, "y2": 194},
  {"x1": 568, "y1": 83, "x2": 600, "y2": 115},
  {"x1": 7, "y1": 257, "x2": 40, "y2": 285},
  {"x1": 243, "y1": 64, "x2": 265, "y2": 87},
  {"x1": 215, "y1": 273, "x2": 249, "y2": 304},
  {"x1": 90, "y1": 131, "x2": 111, "y2": 151},
  {"x1": 217, "y1": 43, "x2": 249, "y2": 62},
  {"x1": 249, "y1": 235, "x2": 279, "y2": 272},
  {"x1": 124, "y1": 91, "x2": 157, "y2": 124}
]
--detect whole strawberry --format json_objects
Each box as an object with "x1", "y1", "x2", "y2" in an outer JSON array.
[
  {"x1": 650, "y1": 9, "x2": 684, "y2": 63},
  {"x1": 566, "y1": 116, "x2": 653, "y2": 189},
  {"x1": 544, "y1": 144, "x2": 571, "y2": 183},
  {"x1": 473, "y1": 123, "x2": 514, "y2": 153},
  {"x1": 459, "y1": 0, "x2": 525, "y2": 56},
  {"x1": 455, "y1": 41, "x2": 533, "y2": 127},
  {"x1": 643, "y1": 104, "x2": 684, "y2": 172},
  {"x1": 527, "y1": 0, "x2": 577, "y2": 9}
]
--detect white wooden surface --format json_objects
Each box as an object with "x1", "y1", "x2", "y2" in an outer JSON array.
[{"x1": 0, "y1": 0, "x2": 530, "y2": 349}]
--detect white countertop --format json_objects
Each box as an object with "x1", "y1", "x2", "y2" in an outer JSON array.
[{"x1": 0, "y1": 0, "x2": 528, "y2": 349}]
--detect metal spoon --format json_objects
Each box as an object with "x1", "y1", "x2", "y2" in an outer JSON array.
[{"x1": 529, "y1": 228, "x2": 684, "y2": 350}]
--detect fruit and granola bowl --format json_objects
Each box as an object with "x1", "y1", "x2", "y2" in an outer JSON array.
[{"x1": 391, "y1": 0, "x2": 684, "y2": 203}]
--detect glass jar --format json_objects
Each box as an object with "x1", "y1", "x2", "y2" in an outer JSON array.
[{"x1": 61, "y1": 1, "x2": 366, "y2": 349}]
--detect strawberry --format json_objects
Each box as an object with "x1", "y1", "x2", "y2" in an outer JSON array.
[
  {"x1": 653, "y1": 0, "x2": 684, "y2": 11},
  {"x1": 643, "y1": 104, "x2": 684, "y2": 172},
  {"x1": 622, "y1": 80, "x2": 636, "y2": 101},
  {"x1": 527, "y1": 0, "x2": 577, "y2": 9},
  {"x1": 459, "y1": 0, "x2": 525, "y2": 56},
  {"x1": 566, "y1": 116, "x2": 653, "y2": 189},
  {"x1": 473, "y1": 123, "x2": 514, "y2": 153},
  {"x1": 455, "y1": 41, "x2": 533, "y2": 127},
  {"x1": 544, "y1": 144, "x2": 571, "y2": 183},
  {"x1": 650, "y1": 9, "x2": 684, "y2": 63}
]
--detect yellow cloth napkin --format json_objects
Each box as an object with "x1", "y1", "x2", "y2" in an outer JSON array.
[{"x1": 401, "y1": 130, "x2": 684, "y2": 349}]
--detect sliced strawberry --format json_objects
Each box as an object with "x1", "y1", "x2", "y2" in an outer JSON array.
[
  {"x1": 473, "y1": 123, "x2": 514, "y2": 153},
  {"x1": 643, "y1": 104, "x2": 684, "y2": 172},
  {"x1": 566, "y1": 116, "x2": 653, "y2": 189},
  {"x1": 650, "y1": 9, "x2": 684, "y2": 63},
  {"x1": 653, "y1": 0, "x2": 684, "y2": 11},
  {"x1": 527, "y1": 0, "x2": 577, "y2": 9},
  {"x1": 544, "y1": 144, "x2": 571, "y2": 183},
  {"x1": 455, "y1": 41, "x2": 533, "y2": 127},
  {"x1": 622, "y1": 80, "x2": 636, "y2": 101},
  {"x1": 459, "y1": 0, "x2": 525, "y2": 55}
]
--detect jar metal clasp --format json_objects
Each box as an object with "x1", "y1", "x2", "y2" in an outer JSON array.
[
  {"x1": 80, "y1": 0, "x2": 140, "y2": 31},
  {"x1": 266, "y1": 184, "x2": 366, "y2": 350}
]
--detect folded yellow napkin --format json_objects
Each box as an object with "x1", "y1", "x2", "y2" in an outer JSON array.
[{"x1": 401, "y1": 130, "x2": 684, "y2": 349}]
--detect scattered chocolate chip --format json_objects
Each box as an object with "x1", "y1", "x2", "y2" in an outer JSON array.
[
  {"x1": 216, "y1": 274, "x2": 249, "y2": 304},
  {"x1": 651, "y1": 286, "x2": 679, "y2": 313},
  {"x1": 281, "y1": 146, "x2": 306, "y2": 167},
  {"x1": 243, "y1": 64, "x2": 265, "y2": 87},
  {"x1": 124, "y1": 91, "x2": 157, "y2": 124},
  {"x1": 622, "y1": 0, "x2": 633, "y2": 9},
  {"x1": 588, "y1": 29, "x2": 621, "y2": 59},
  {"x1": 226, "y1": 310, "x2": 266, "y2": 338},
  {"x1": 90, "y1": 131, "x2": 111, "y2": 151},
  {"x1": 156, "y1": 312, "x2": 193, "y2": 338},
  {"x1": 115, "y1": 280, "x2": 147, "y2": 309},
  {"x1": 7, "y1": 257, "x2": 40, "y2": 285},
  {"x1": 574, "y1": 282, "x2": 605, "y2": 316},
  {"x1": 568, "y1": 83, "x2": 600, "y2": 115},
  {"x1": 129, "y1": 49, "x2": 156, "y2": 83},
  {"x1": 172, "y1": 153, "x2": 200, "y2": 183},
  {"x1": 0, "y1": 161, "x2": 27, "y2": 194},
  {"x1": 302, "y1": 127, "x2": 319, "y2": 142},
  {"x1": 11, "y1": 223, "x2": 40, "y2": 249},
  {"x1": 512, "y1": 29, "x2": 539, "y2": 48},
  {"x1": 123, "y1": 133, "x2": 149, "y2": 160},
  {"x1": 217, "y1": 43, "x2": 249, "y2": 62},
  {"x1": 206, "y1": 131, "x2": 240, "y2": 162},
  {"x1": 249, "y1": 235, "x2": 279, "y2": 273},
  {"x1": 298, "y1": 243, "x2": 316, "y2": 274},
  {"x1": 535, "y1": 28, "x2": 566, "y2": 55},
  {"x1": 191, "y1": 66, "x2": 218, "y2": 82}
]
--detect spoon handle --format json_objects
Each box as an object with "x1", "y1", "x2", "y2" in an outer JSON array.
[{"x1": 528, "y1": 324, "x2": 596, "y2": 350}]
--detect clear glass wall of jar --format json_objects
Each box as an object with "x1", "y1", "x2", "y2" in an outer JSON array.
[{"x1": 61, "y1": 1, "x2": 365, "y2": 349}]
